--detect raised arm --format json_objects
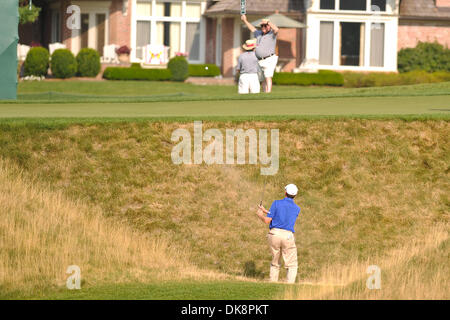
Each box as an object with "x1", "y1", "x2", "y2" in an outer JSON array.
[
  {"x1": 241, "y1": 14, "x2": 256, "y2": 33},
  {"x1": 268, "y1": 20, "x2": 279, "y2": 35}
]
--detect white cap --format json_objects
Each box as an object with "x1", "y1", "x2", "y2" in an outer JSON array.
[{"x1": 285, "y1": 184, "x2": 298, "y2": 196}]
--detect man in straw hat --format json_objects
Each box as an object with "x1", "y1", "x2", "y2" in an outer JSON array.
[
  {"x1": 236, "y1": 39, "x2": 260, "y2": 94},
  {"x1": 256, "y1": 184, "x2": 301, "y2": 283},
  {"x1": 241, "y1": 14, "x2": 279, "y2": 93}
]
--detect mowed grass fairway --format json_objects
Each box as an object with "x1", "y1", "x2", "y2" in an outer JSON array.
[
  {"x1": 0, "y1": 81, "x2": 449, "y2": 299},
  {"x1": 0, "y1": 81, "x2": 448, "y2": 118}
]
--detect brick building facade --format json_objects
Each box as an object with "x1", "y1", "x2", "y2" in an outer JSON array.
[
  {"x1": 398, "y1": 0, "x2": 450, "y2": 49},
  {"x1": 18, "y1": 0, "x2": 450, "y2": 75}
]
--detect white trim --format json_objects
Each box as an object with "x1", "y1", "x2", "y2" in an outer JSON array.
[
  {"x1": 131, "y1": 0, "x2": 137, "y2": 61},
  {"x1": 198, "y1": 1, "x2": 207, "y2": 63}
]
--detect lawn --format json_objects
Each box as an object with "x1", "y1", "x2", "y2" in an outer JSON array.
[
  {"x1": 9, "y1": 81, "x2": 450, "y2": 104},
  {"x1": 9, "y1": 281, "x2": 291, "y2": 300},
  {"x1": 0, "y1": 81, "x2": 447, "y2": 119}
]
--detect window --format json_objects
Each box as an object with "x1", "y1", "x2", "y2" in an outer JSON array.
[
  {"x1": 136, "y1": 21, "x2": 151, "y2": 59},
  {"x1": 371, "y1": 0, "x2": 386, "y2": 12},
  {"x1": 51, "y1": 10, "x2": 61, "y2": 43},
  {"x1": 340, "y1": 0, "x2": 366, "y2": 11},
  {"x1": 319, "y1": 21, "x2": 334, "y2": 65},
  {"x1": 156, "y1": 1, "x2": 181, "y2": 17},
  {"x1": 134, "y1": 1, "x2": 204, "y2": 62},
  {"x1": 80, "y1": 14, "x2": 89, "y2": 49},
  {"x1": 320, "y1": 0, "x2": 335, "y2": 10},
  {"x1": 136, "y1": 1, "x2": 151, "y2": 16},
  {"x1": 96, "y1": 14, "x2": 106, "y2": 54},
  {"x1": 340, "y1": 22, "x2": 365, "y2": 66},
  {"x1": 156, "y1": 21, "x2": 180, "y2": 57},
  {"x1": 370, "y1": 23, "x2": 384, "y2": 67},
  {"x1": 186, "y1": 3, "x2": 201, "y2": 18},
  {"x1": 186, "y1": 22, "x2": 200, "y2": 60}
]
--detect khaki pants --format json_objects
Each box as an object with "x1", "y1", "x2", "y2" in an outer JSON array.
[{"x1": 267, "y1": 228, "x2": 298, "y2": 283}]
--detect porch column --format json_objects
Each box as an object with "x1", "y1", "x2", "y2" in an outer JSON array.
[{"x1": 221, "y1": 17, "x2": 234, "y2": 77}]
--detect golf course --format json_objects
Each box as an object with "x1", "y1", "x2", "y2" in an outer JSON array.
[{"x1": 0, "y1": 81, "x2": 449, "y2": 300}]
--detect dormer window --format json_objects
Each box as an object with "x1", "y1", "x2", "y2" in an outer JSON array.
[
  {"x1": 371, "y1": 0, "x2": 387, "y2": 11},
  {"x1": 320, "y1": 0, "x2": 335, "y2": 10},
  {"x1": 340, "y1": 0, "x2": 366, "y2": 11},
  {"x1": 319, "y1": 0, "x2": 387, "y2": 12}
]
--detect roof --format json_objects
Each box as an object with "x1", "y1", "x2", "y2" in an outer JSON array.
[
  {"x1": 251, "y1": 13, "x2": 306, "y2": 28},
  {"x1": 206, "y1": 0, "x2": 305, "y2": 15},
  {"x1": 400, "y1": 0, "x2": 450, "y2": 20}
]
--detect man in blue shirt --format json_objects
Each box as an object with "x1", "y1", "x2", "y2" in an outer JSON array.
[{"x1": 257, "y1": 184, "x2": 301, "y2": 283}]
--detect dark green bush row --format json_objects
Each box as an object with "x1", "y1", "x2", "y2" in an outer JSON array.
[
  {"x1": 398, "y1": 42, "x2": 450, "y2": 73},
  {"x1": 273, "y1": 70, "x2": 344, "y2": 86},
  {"x1": 24, "y1": 47, "x2": 49, "y2": 77},
  {"x1": 103, "y1": 67, "x2": 172, "y2": 81},
  {"x1": 24, "y1": 47, "x2": 101, "y2": 78},
  {"x1": 343, "y1": 70, "x2": 450, "y2": 88},
  {"x1": 188, "y1": 64, "x2": 221, "y2": 77}
]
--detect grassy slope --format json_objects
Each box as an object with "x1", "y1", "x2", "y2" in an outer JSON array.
[{"x1": 0, "y1": 119, "x2": 448, "y2": 300}]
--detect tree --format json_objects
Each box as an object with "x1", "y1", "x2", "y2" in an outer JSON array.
[{"x1": 19, "y1": 0, "x2": 41, "y2": 24}]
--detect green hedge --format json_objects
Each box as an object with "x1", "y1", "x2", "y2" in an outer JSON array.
[
  {"x1": 51, "y1": 49, "x2": 77, "y2": 79},
  {"x1": 273, "y1": 70, "x2": 344, "y2": 86},
  {"x1": 343, "y1": 70, "x2": 450, "y2": 88},
  {"x1": 188, "y1": 64, "x2": 221, "y2": 77},
  {"x1": 398, "y1": 42, "x2": 450, "y2": 73},
  {"x1": 168, "y1": 56, "x2": 189, "y2": 81},
  {"x1": 103, "y1": 67, "x2": 172, "y2": 81},
  {"x1": 76, "y1": 48, "x2": 101, "y2": 77},
  {"x1": 24, "y1": 47, "x2": 49, "y2": 77}
]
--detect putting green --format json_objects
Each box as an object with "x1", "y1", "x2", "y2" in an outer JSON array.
[{"x1": 0, "y1": 96, "x2": 449, "y2": 118}]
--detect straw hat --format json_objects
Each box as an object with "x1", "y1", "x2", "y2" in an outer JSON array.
[{"x1": 242, "y1": 39, "x2": 257, "y2": 50}]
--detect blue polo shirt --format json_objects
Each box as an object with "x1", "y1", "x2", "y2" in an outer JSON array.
[{"x1": 267, "y1": 197, "x2": 301, "y2": 233}]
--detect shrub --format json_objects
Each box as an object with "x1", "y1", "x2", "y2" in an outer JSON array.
[
  {"x1": 188, "y1": 64, "x2": 221, "y2": 77},
  {"x1": 103, "y1": 67, "x2": 172, "y2": 81},
  {"x1": 130, "y1": 63, "x2": 142, "y2": 68},
  {"x1": 398, "y1": 42, "x2": 450, "y2": 73},
  {"x1": 342, "y1": 71, "x2": 450, "y2": 88},
  {"x1": 76, "y1": 48, "x2": 101, "y2": 77},
  {"x1": 51, "y1": 49, "x2": 77, "y2": 79},
  {"x1": 273, "y1": 70, "x2": 344, "y2": 86},
  {"x1": 24, "y1": 47, "x2": 49, "y2": 77},
  {"x1": 168, "y1": 56, "x2": 189, "y2": 81}
]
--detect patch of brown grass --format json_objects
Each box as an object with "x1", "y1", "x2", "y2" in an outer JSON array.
[{"x1": 0, "y1": 159, "x2": 206, "y2": 297}]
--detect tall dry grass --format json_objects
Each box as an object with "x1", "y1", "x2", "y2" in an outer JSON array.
[
  {"x1": 0, "y1": 159, "x2": 198, "y2": 297},
  {"x1": 283, "y1": 224, "x2": 449, "y2": 299}
]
